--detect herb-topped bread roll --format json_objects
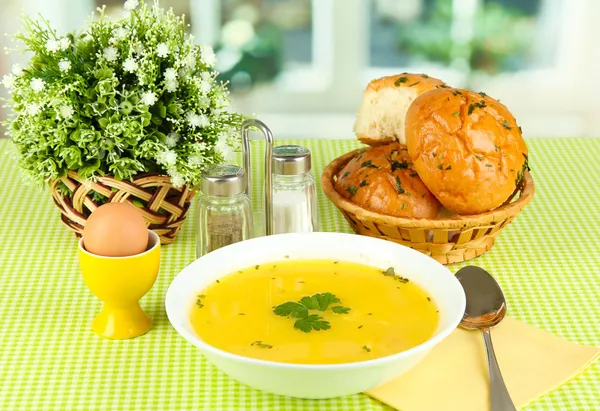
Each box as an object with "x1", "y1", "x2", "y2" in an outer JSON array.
[
  {"x1": 353, "y1": 73, "x2": 448, "y2": 146},
  {"x1": 405, "y1": 88, "x2": 529, "y2": 215},
  {"x1": 334, "y1": 143, "x2": 442, "y2": 218}
]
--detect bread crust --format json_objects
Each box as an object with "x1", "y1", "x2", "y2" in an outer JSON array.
[
  {"x1": 405, "y1": 88, "x2": 529, "y2": 215},
  {"x1": 365, "y1": 73, "x2": 447, "y2": 94},
  {"x1": 334, "y1": 143, "x2": 442, "y2": 218},
  {"x1": 354, "y1": 73, "x2": 448, "y2": 146}
]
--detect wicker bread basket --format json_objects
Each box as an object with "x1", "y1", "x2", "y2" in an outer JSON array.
[
  {"x1": 50, "y1": 171, "x2": 195, "y2": 244},
  {"x1": 322, "y1": 148, "x2": 534, "y2": 264}
]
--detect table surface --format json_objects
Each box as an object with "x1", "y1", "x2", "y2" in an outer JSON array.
[{"x1": 0, "y1": 137, "x2": 598, "y2": 411}]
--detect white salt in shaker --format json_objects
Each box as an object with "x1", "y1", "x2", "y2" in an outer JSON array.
[{"x1": 271, "y1": 145, "x2": 318, "y2": 234}]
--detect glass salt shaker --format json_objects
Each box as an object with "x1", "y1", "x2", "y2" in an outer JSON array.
[
  {"x1": 270, "y1": 145, "x2": 318, "y2": 234},
  {"x1": 196, "y1": 164, "x2": 253, "y2": 258}
]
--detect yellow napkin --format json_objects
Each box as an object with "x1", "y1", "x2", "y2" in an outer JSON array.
[{"x1": 366, "y1": 317, "x2": 599, "y2": 411}]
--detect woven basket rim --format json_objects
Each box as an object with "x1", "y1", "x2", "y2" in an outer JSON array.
[
  {"x1": 50, "y1": 169, "x2": 195, "y2": 245},
  {"x1": 321, "y1": 147, "x2": 535, "y2": 230}
]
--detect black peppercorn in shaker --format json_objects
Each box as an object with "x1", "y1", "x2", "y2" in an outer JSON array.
[{"x1": 196, "y1": 164, "x2": 253, "y2": 257}]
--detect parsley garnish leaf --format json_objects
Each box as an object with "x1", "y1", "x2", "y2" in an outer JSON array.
[
  {"x1": 273, "y1": 301, "x2": 308, "y2": 318},
  {"x1": 382, "y1": 267, "x2": 409, "y2": 283},
  {"x1": 346, "y1": 186, "x2": 357, "y2": 196},
  {"x1": 361, "y1": 160, "x2": 380, "y2": 169},
  {"x1": 395, "y1": 176, "x2": 405, "y2": 194},
  {"x1": 331, "y1": 306, "x2": 351, "y2": 314},
  {"x1": 251, "y1": 341, "x2": 273, "y2": 349},
  {"x1": 391, "y1": 160, "x2": 409, "y2": 172},
  {"x1": 274, "y1": 293, "x2": 351, "y2": 332},
  {"x1": 394, "y1": 76, "x2": 408, "y2": 86},
  {"x1": 316, "y1": 292, "x2": 341, "y2": 311},
  {"x1": 294, "y1": 314, "x2": 331, "y2": 333}
]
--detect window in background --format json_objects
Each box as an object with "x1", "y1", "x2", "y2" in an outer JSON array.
[
  {"x1": 369, "y1": 0, "x2": 560, "y2": 77},
  {"x1": 2, "y1": 0, "x2": 598, "y2": 139},
  {"x1": 213, "y1": 0, "x2": 313, "y2": 93}
]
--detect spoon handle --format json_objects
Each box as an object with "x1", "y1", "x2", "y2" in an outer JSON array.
[{"x1": 482, "y1": 328, "x2": 517, "y2": 411}]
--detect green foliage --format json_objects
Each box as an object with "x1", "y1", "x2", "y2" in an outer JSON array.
[
  {"x1": 2, "y1": 0, "x2": 246, "y2": 191},
  {"x1": 395, "y1": 0, "x2": 535, "y2": 73}
]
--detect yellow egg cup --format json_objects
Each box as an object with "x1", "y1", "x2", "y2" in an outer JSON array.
[{"x1": 78, "y1": 230, "x2": 160, "y2": 339}]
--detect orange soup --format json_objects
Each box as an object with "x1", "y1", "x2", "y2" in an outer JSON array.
[{"x1": 190, "y1": 260, "x2": 438, "y2": 364}]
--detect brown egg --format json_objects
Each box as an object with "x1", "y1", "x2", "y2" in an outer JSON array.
[{"x1": 83, "y1": 203, "x2": 149, "y2": 257}]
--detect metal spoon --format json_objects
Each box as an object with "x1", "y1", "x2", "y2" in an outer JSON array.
[{"x1": 456, "y1": 266, "x2": 516, "y2": 411}]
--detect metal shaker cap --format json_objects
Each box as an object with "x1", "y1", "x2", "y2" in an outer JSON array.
[
  {"x1": 200, "y1": 164, "x2": 246, "y2": 196},
  {"x1": 272, "y1": 145, "x2": 311, "y2": 175}
]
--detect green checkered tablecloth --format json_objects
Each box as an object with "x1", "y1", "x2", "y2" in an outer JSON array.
[{"x1": 0, "y1": 137, "x2": 598, "y2": 410}]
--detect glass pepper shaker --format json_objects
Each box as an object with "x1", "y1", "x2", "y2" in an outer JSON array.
[
  {"x1": 270, "y1": 145, "x2": 318, "y2": 234},
  {"x1": 196, "y1": 164, "x2": 253, "y2": 258}
]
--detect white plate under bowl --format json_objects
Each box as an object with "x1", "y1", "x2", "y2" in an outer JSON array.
[{"x1": 165, "y1": 232, "x2": 465, "y2": 399}]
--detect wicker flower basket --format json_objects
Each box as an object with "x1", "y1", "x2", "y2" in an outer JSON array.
[
  {"x1": 50, "y1": 171, "x2": 195, "y2": 244},
  {"x1": 321, "y1": 148, "x2": 535, "y2": 265}
]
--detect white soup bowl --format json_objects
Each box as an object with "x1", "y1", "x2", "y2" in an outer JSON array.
[{"x1": 165, "y1": 232, "x2": 465, "y2": 399}]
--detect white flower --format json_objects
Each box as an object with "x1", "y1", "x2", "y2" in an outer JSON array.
[
  {"x1": 215, "y1": 133, "x2": 234, "y2": 161},
  {"x1": 113, "y1": 27, "x2": 129, "y2": 40},
  {"x1": 168, "y1": 169, "x2": 185, "y2": 188},
  {"x1": 123, "y1": 58, "x2": 138, "y2": 73},
  {"x1": 166, "y1": 132, "x2": 180, "y2": 147},
  {"x1": 165, "y1": 79, "x2": 178, "y2": 93},
  {"x1": 45, "y1": 39, "x2": 60, "y2": 53},
  {"x1": 186, "y1": 112, "x2": 209, "y2": 128},
  {"x1": 59, "y1": 105, "x2": 74, "y2": 119},
  {"x1": 157, "y1": 149, "x2": 177, "y2": 166},
  {"x1": 124, "y1": 0, "x2": 139, "y2": 11},
  {"x1": 12, "y1": 64, "x2": 23, "y2": 76},
  {"x1": 215, "y1": 95, "x2": 229, "y2": 108},
  {"x1": 183, "y1": 52, "x2": 196, "y2": 69},
  {"x1": 197, "y1": 142, "x2": 208, "y2": 151},
  {"x1": 164, "y1": 67, "x2": 177, "y2": 81},
  {"x1": 30, "y1": 78, "x2": 45, "y2": 93},
  {"x1": 141, "y1": 91, "x2": 157, "y2": 106},
  {"x1": 200, "y1": 45, "x2": 216, "y2": 67},
  {"x1": 1, "y1": 74, "x2": 15, "y2": 90},
  {"x1": 103, "y1": 46, "x2": 118, "y2": 62},
  {"x1": 59, "y1": 37, "x2": 71, "y2": 50},
  {"x1": 26, "y1": 103, "x2": 42, "y2": 116},
  {"x1": 156, "y1": 43, "x2": 169, "y2": 58},
  {"x1": 58, "y1": 59, "x2": 71, "y2": 72},
  {"x1": 188, "y1": 154, "x2": 203, "y2": 166},
  {"x1": 199, "y1": 80, "x2": 212, "y2": 95},
  {"x1": 198, "y1": 97, "x2": 210, "y2": 107},
  {"x1": 134, "y1": 43, "x2": 144, "y2": 54}
]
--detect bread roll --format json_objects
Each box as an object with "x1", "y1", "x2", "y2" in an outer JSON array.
[
  {"x1": 405, "y1": 88, "x2": 529, "y2": 215},
  {"x1": 334, "y1": 143, "x2": 442, "y2": 218},
  {"x1": 353, "y1": 73, "x2": 448, "y2": 146}
]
